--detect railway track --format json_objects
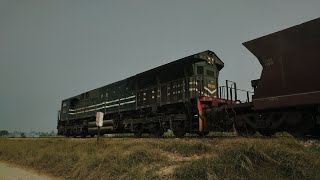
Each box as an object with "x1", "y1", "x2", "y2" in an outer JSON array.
[{"x1": 22, "y1": 133, "x2": 320, "y2": 140}]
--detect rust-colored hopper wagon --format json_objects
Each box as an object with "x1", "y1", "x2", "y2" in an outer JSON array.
[{"x1": 231, "y1": 18, "x2": 320, "y2": 136}]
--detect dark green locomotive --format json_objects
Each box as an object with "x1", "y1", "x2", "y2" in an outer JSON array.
[{"x1": 57, "y1": 50, "x2": 227, "y2": 137}]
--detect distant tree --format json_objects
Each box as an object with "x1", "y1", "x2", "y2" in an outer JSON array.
[
  {"x1": 20, "y1": 132, "x2": 26, "y2": 138},
  {"x1": 40, "y1": 132, "x2": 49, "y2": 137},
  {"x1": 0, "y1": 130, "x2": 9, "y2": 137},
  {"x1": 49, "y1": 130, "x2": 56, "y2": 136}
]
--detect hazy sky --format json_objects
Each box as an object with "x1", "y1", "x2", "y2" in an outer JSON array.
[{"x1": 1, "y1": 0, "x2": 319, "y2": 132}]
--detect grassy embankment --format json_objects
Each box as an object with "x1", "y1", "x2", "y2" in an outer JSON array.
[{"x1": 0, "y1": 135, "x2": 320, "y2": 180}]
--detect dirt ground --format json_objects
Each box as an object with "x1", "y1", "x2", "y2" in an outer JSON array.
[{"x1": 0, "y1": 161, "x2": 60, "y2": 180}]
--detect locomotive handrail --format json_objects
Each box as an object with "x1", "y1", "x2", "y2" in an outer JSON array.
[
  {"x1": 219, "y1": 83, "x2": 254, "y2": 103},
  {"x1": 218, "y1": 87, "x2": 253, "y2": 93}
]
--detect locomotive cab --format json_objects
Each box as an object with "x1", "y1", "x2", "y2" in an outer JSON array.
[{"x1": 189, "y1": 51, "x2": 224, "y2": 100}]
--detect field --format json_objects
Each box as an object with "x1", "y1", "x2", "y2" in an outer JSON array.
[{"x1": 0, "y1": 134, "x2": 320, "y2": 180}]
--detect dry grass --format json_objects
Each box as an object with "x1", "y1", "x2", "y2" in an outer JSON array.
[{"x1": 0, "y1": 135, "x2": 319, "y2": 180}]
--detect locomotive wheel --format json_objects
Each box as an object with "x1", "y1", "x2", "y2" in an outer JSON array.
[
  {"x1": 134, "y1": 131, "x2": 143, "y2": 137},
  {"x1": 66, "y1": 134, "x2": 70, "y2": 138},
  {"x1": 173, "y1": 129, "x2": 186, "y2": 137},
  {"x1": 173, "y1": 121, "x2": 186, "y2": 137},
  {"x1": 81, "y1": 132, "x2": 87, "y2": 138},
  {"x1": 150, "y1": 125, "x2": 164, "y2": 137},
  {"x1": 234, "y1": 123, "x2": 256, "y2": 136},
  {"x1": 133, "y1": 127, "x2": 143, "y2": 137},
  {"x1": 133, "y1": 124, "x2": 143, "y2": 137},
  {"x1": 90, "y1": 134, "x2": 95, "y2": 138},
  {"x1": 197, "y1": 131, "x2": 209, "y2": 137},
  {"x1": 289, "y1": 112, "x2": 314, "y2": 137},
  {"x1": 234, "y1": 115, "x2": 256, "y2": 136},
  {"x1": 259, "y1": 130, "x2": 276, "y2": 137}
]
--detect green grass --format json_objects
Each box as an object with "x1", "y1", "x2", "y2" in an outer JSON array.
[{"x1": 0, "y1": 136, "x2": 319, "y2": 180}]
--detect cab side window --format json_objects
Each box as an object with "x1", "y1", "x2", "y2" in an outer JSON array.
[
  {"x1": 206, "y1": 70, "x2": 214, "y2": 77},
  {"x1": 197, "y1": 66, "x2": 204, "y2": 75}
]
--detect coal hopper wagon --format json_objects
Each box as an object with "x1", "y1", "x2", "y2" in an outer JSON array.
[{"x1": 219, "y1": 18, "x2": 320, "y2": 136}]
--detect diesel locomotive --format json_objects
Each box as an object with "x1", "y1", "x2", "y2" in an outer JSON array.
[
  {"x1": 57, "y1": 51, "x2": 234, "y2": 137},
  {"x1": 57, "y1": 18, "x2": 320, "y2": 137}
]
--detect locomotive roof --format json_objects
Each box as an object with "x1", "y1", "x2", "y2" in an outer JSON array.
[
  {"x1": 243, "y1": 17, "x2": 320, "y2": 67},
  {"x1": 64, "y1": 50, "x2": 224, "y2": 101},
  {"x1": 135, "y1": 50, "x2": 224, "y2": 78},
  {"x1": 117, "y1": 50, "x2": 224, "y2": 85}
]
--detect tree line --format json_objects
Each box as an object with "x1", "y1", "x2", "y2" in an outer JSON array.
[{"x1": 0, "y1": 130, "x2": 56, "y2": 137}]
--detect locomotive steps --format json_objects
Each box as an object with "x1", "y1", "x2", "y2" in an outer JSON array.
[{"x1": 0, "y1": 135, "x2": 319, "y2": 180}]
